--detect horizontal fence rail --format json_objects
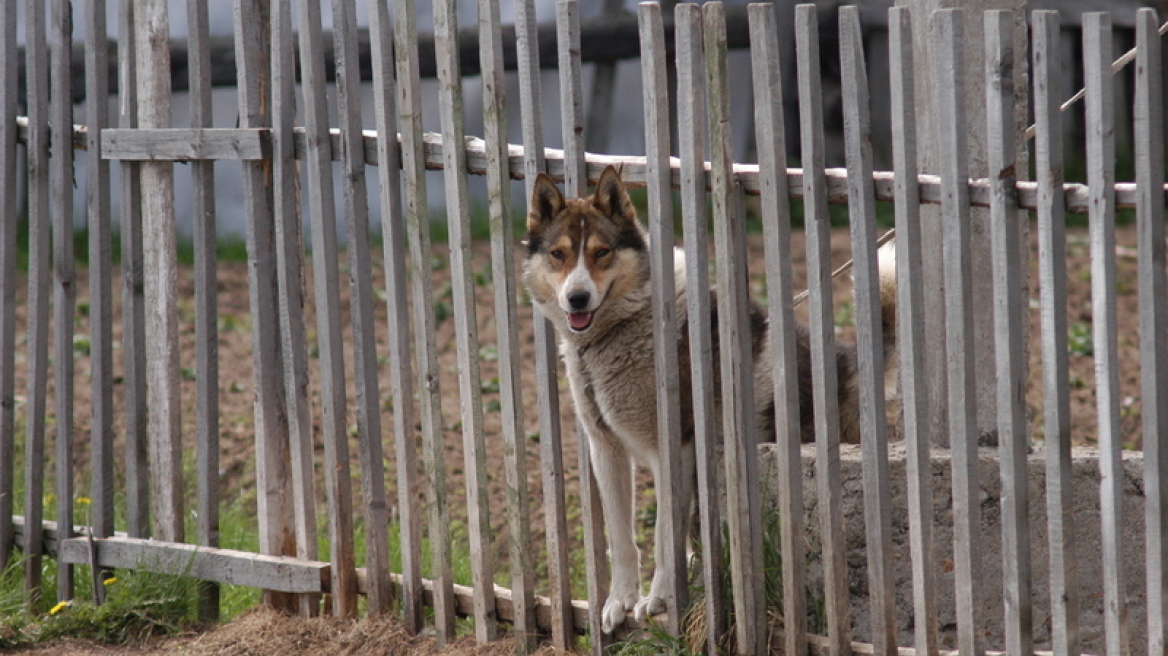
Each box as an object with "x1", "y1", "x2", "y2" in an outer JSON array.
[{"x1": 0, "y1": 2, "x2": 1165, "y2": 655}]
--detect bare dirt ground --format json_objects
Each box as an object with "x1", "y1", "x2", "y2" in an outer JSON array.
[{"x1": 11, "y1": 222, "x2": 1144, "y2": 655}]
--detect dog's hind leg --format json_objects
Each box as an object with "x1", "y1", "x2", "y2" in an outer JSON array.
[
  {"x1": 589, "y1": 432, "x2": 640, "y2": 634},
  {"x1": 637, "y1": 439, "x2": 697, "y2": 623}
]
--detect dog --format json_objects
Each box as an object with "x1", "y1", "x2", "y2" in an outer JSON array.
[{"x1": 522, "y1": 165, "x2": 898, "y2": 634}]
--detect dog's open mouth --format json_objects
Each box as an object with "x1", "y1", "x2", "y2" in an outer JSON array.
[{"x1": 567, "y1": 311, "x2": 595, "y2": 332}]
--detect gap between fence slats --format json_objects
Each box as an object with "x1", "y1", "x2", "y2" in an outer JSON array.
[
  {"x1": 796, "y1": 5, "x2": 851, "y2": 654},
  {"x1": 394, "y1": 0, "x2": 454, "y2": 640},
  {"x1": 934, "y1": 10, "x2": 983, "y2": 656},
  {"x1": 1032, "y1": 11, "x2": 1079, "y2": 656},
  {"x1": 888, "y1": 8, "x2": 939, "y2": 656},
  {"x1": 986, "y1": 11, "x2": 1033, "y2": 655},
  {"x1": 368, "y1": 0, "x2": 420, "y2": 633},
  {"x1": 680, "y1": 5, "x2": 726, "y2": 652},
  {"x1": 118, "y1": 0, "x2": 150, "y2": 542},
  {"x1": 0, "y1": 0, "x2": 16, "y2": 576},
  {"x1": 332, "y1": 0, "x2": 393, "y2": 618},
  {"x1": 841, "y1": 7, "x2": 897, "y2": 654},
  {"x1": 1085, "y1": 13, "x2": 1132, "y2": 656},
  {"x1": 435, "y1": 0, "x2": 498, "y2": 641},
  {"x1": 25, "y1": 0, "x2": 52, "y2": 601},
  {"x1": 706, "y1": 4, "x2": 765, "y2": 654},
  {"x1": 638, "y1": 2, "x2": 686, "y2": 638},
  {"x1": 1135, "y1": 9, "x2": 1168, "y2": 656},
  {"x1": 294, "y1": 0, "x2": 358, "y2": 619},
  {"x1": 271, "y1": 0, "x2": 320, "y2": 619},
  {"x1": 517, "y1": 0, "x2": 573, "y2": 647}
]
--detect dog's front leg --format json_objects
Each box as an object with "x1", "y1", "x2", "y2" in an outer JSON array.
[
  {"x1": 637, "y1": 440, "x2": 697, "y2": 623},
  {"x1": 589, "y1": 435, "x2": 639, "y2": 634}
]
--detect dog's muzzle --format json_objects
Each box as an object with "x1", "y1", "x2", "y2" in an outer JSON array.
[{"x1": 566, "y1": 291, "x2": 595, "y2": 331}]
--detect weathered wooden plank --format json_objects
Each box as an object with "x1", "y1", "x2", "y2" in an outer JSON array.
[
  {"x1": 101, "y1": 128, "x2": 267, "y2": 160},
  {"x1": 368, "y1": 0, "x2": 418, "y2": 632},
  {"x1": 478, "y1": 0, "x2": 533, "y2": 648},
  {"x1": 795, "y1": 5, "x2": 850, "y2": 654},
  {"x1": 135, "y1": 0, "x2": 185, "y2": 547},
  {"x1": 707, "y1": 4, "x2": 764, "y2": 654},
  {"x1": 118, "y1": 0, "x2": 150, "y2": 542},
  {"x1": 331, "y1": 0, "x2": 392, "y2": 618},
  {"x1": 297, "y1": 0, "x2": 360, "y2": 618},
  {"x1": 434, "y1": 0, "x2": 497, "y2": 641},
  {"x1": 1135, "y1": 10, "x2": 1168, "y2": 656},
  {"x1": 933, "y1": 11, "x2": 983, "y2": 655},
  {"x1": 840, "y1": 8, "x2": 896, "y2": 654},
  {"x1": 394, "y1": 0, "x2": 454, "y2": 640},
  {"x1": 1032, "y1": 11, "x2": 1079, "y2": 656},
  {"x1": 1084, "y1": 13, "x2": 1131, "y2": 656},
  {"x1": 888, "y1": 8, "x2": 939, "y2": 656},
  {"x1": 516, "y1": 0, "x2": 572, "y2": 648},
  {"x1": 637, "y1": 2, "x2": 685, "y2": 637},
  {"x1": 681, "y1": 5, "x2": 726, "y2": 653},
  {"x1": 985, "y1": 11, "x2": 1033, "y2": 655},
  {"x1": 187, "y1": 0, "x2": 219, "y2": 622},
  {"x1": 58, "y1": 537, "x2": 330, "y2": 594},
  {"x1": 23, "y1": 0, "x2": 51, "y2": 605},
  {"x1": 51, "y1": 0, "x2": 77, "y2": 602},
  {"x1": 0, "y1": 0, "x2": 15, "y2": 573},
  {"x1": 270, "y1": 0, "x2": 319, "y2": 619},
  {"x1": 234, "y1": 0, "x2": 298, "y2": 615}
]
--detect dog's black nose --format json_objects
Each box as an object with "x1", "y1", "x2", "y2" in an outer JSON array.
[{"x1": 568, "y1": 291, "x2": 590, "y2": 310}]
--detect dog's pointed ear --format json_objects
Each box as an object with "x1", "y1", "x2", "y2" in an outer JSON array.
[
  {"x1": 592, "y1": 166, "x2": 636, "y2": 226},
  {"x1": 528, "y1": 173, "x2": 564, "y2": 234}
]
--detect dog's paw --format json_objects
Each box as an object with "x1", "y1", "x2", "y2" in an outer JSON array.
[
  {"x1": 601, "y1": 591, "x2": 639, "y2": 634},
  {"x1": 633, "y1": 594, "x2": 668, "y2": 623}
]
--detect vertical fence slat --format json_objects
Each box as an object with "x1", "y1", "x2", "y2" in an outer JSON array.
[
  {"x1": 234, "y1": 0, "x2": 297, "y2": 614},
  {"x1": 934, "y1": 11, "x2": 983, "y2": 655},
  {"x1": 368, "y1": 0, "x2": 419, "y2": 632},
  {"x1": 750, "y1": 4, "x2": 804, "y2": 654},
  {"x1": 332, "y1": 0, "x2": 392, "y2": 617},
  {"x1": 1085, "y1": 13, "x2": 1132, "y2": 656},
  {"x1": 1032, "y1": 10, "x2": 1078, "y2": 656},
  {"x1": 0, "y1": 0, "x2": 15, "y2": 573},
  {"x1": 840, "y1": 7, "x2": 896, "y2": 654},
  {"x1": 271, "y1": 0, "x2": 320, "y2": 618},
  {"x1": 986, "y1": 11, "x2": 1032, "y2": 655},
  {"x1": 118, "y1": 0, "x2": 149, "y2": 541},
  {"x1": 795, "y1": 5, "x2": 851, "y2": 653},
  {"x1": 479, "y1": 0, "x2": 533, "y2": 648},
  {"x1": 23, "y1": 0, "x2": 50, "y2": 604},
  {"x1": 889, "y1": 8, "x2": 939, "y2": 655},
  {"x1": 1135, "y1": 9, "x2": 1168, "y2": 656},
  {"x1": 637, "y1": 1, "x2": 685, "y2": 636},
  {"x1": 434, "y1": 0, "x2": 498, "y2": 641},
  {"x1": 187, "y1": 0, "x2": 219, "y2": 621},
  {"x1": 681, "y1": 5, "x2": 726, "y2": 651},
  {"x1": 136, "y1": 0, "x2": 184, "y2": 546},
  {"x1": 516, "y1": 0, "x2": 572, "y2": 647},
  {"x1": 87, "y1": 0, "x2": 115, "y2": 557},
  {"x1": 706, "y1": 4, "x2": 765, "y2": 654},
  {"x1": 51, "y1": 0, "x2": 76, "y2": 601},
  {"x1": 394, "y1": 0, "x2": 454, "y2": 639},
  {"x1": 295, "y1": 0, "x2": 358, "y2": 618},
  {"x1": 555, "y1": 2, "x2": 602, "y2": 651}
]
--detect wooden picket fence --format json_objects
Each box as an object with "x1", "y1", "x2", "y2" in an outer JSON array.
[{"x1": 0, "y1": 1, "x2": 1165, "y2": 654}]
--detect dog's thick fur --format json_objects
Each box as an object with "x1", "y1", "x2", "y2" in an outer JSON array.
[{"x1": 522, "y1": 166, "x2": 898, "y2": 633}]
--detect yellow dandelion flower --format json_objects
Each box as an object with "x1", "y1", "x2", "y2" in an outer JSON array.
[
  {"x1": 103, "y1": 576, "x2": 117, "y2": 586},
  {"x1": 49, "y1": 600, "x2": 72, "y2": 615},
  {"x1": 76, "y1": 497, "x2": 91, "y2": 505}
]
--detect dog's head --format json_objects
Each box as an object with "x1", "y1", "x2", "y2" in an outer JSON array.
[{"x1": 523, "y1": 166, "x2": 648, "y2": 335}]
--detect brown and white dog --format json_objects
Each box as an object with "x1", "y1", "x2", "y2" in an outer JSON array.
[{"x1": 522, "y1": 165, "x2": 897, "y2": 633}]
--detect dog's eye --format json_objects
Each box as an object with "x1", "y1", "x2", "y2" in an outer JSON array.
[
  {"x1": 594, "y1": 248, "x2": 611, "y2": 259},
  {"x1": 550, "y1": 249, "x2": 566, "y2": 261}
]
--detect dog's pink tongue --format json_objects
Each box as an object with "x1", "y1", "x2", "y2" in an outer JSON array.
[{"x1": 568, "y1": 311, "x2": 593, "y2": 331}]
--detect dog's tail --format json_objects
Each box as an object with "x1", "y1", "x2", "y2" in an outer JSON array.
[{"x1": 876, "y1": 240, "x2": 899, "y2": 400}]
